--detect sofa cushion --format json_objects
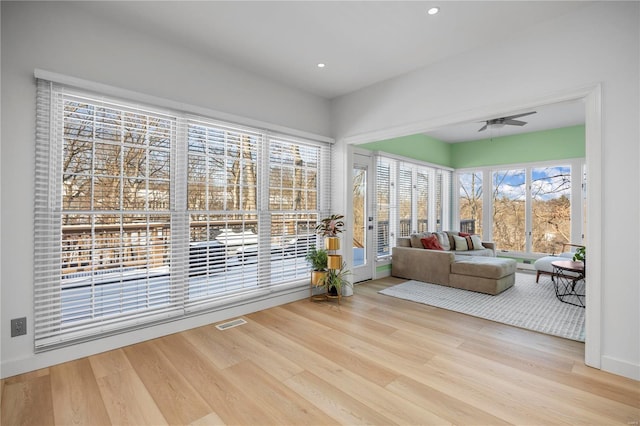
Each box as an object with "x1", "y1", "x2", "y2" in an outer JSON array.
[
  {"x1": 410, "y1": 232, "x2": 431, "y2": 248},
  {"x1": 433, "y1": 231, "x2": 451, "y2": 251},
  {"x1": 454, "y1": 248, "x2": 494, "y2": 257},
  {"x1": 451, "y1": 256, "x2": 517, "y2": 279},
  {"x1": 453, "y1": 234, "x2": 483, "y2": 251},
  {"x1": 445, "y1": 231, "x2": 460, "y2": 250},
  {"x1": 453, "y1": 235, "x2": 470, "y2": 251},
  {"x1": 421, "y1": 235, "x2": 444, "y2": 250},
  {"x1": 470, "y1": 235, "x2": 483, "y2": 249}
]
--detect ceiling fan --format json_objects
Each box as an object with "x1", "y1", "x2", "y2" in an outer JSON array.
[{"x1": 478, "y1": 111, "x2": 536, "y2": 132}]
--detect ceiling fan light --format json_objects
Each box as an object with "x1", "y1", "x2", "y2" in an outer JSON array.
[{"x1": 488, "y1": 123, "x2": 506, "y2": 129}]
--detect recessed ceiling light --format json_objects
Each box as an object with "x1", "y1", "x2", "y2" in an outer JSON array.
[
  {"x1": 317, "y1": 63, "x2": 326, "y2": 68},
  {"x1": 427, "y1": 7, "x2": 440, "y2": 15}
]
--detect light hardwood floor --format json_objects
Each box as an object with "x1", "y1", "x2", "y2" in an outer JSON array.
[{"x1": 2, "y1": 277, "x2": 639, "y2": 425}]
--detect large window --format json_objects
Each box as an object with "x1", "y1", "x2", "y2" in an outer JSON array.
[
  {"x1": 492, "y1": 168, "x2": 527, "y2": 252},
  {"x1": 531, "y1": 165, "x2": 571, "y2": 253},
  {"x1": 34, "y1": 80, "x2": 329, "y2": 349},
  {"x1": 458, "y1": 171, "x2": 483, "y2": 235},
  {"x1": 375, "y1": 155, "x2": 452, "y2": 259},
  {"x1": 457, "y1": 162, "x2": 580, "y2": 256}
]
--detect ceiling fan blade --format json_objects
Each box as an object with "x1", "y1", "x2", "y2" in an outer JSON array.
[
  {"x1": 504, "y1": 119, "x2": 527, "y2": 126},
  {"x1": 504, "y1": 111, "x2": 536, "y2": 120},
  {"x1": 478, "y1": 123, "x2": 488, "y2": 132}
]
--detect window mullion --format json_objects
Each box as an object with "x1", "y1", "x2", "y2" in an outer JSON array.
[
  {"x1": 525, "y1": 166, "x2": 533, "y2": 253},
  {"x1": 483, "y1": 169, "x2": 493, "y2": 241}
]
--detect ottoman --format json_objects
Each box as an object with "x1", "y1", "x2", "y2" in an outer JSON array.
[
  {"x1": 533, "y1": 254, "x2": 578, "y2": 283},
  {"x1": 449, "y1": 256, "x2": 517, "y2": 295}
]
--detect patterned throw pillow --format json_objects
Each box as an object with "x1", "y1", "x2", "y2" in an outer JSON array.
[
  {"x1": 421, "y1": 235, "x2": 444, "y2": 250},
  {"x1": 470, "y1": 235, "x2": 483, "y2": 249},
  {"x1": 453, "y1": 235, "x2": 470, "y2": 251},
  {"x1": 434, "y1": 231, "x2": 451, "y2": 251},
  {"x1": 453, "y1": 234, "x2": 484, "y2": 250}
]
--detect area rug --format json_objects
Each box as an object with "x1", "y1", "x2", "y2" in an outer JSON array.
[{"x1": 379, "y1": 272, "x2": 585, "y2": 342}]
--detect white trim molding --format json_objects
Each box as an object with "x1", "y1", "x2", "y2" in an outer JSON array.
[{"x1": 338, "y1": 83, "x2": 605, "y2": 374}]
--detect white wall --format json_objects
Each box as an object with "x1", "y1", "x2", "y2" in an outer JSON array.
[
  {"x1": 332, "y1": 2, "x2": 640, "y2": 380},
  {"x1": 1, "y1": 2, "x2": 331, "y2": 377}
]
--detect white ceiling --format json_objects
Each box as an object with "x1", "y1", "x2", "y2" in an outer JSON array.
[
  {"x1": 425, "y1": 100, "x2": 586, "y2": 143},
  {"x1": 76, "y1": 1, "x2": 590, "y2": 140}
]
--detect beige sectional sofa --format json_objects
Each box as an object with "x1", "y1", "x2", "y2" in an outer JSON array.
[{"x1": 391, "y1": 231, "x2": 517, "y2": 295}]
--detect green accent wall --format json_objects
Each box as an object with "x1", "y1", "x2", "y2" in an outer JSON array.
[
  {"x1": 451, "y1": 125, "x2": 585, "y2": 168},
  {"x1": 359, "y1": 134, "x2": 453, "y2": 167},
  {"x1": 358, "y1": 125, "x2": 585, "y2": 168},
  {"x1": 376, "y1": 264, "x2": 391, "y2": 273}
]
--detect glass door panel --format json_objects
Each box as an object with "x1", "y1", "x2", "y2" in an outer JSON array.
[{"x1": 352, "y1": 166, "x2": 367, "y2": 267}]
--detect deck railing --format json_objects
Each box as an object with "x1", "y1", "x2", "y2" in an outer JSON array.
[{"x1": 61, "y1": 218, "x2": 316, "y2": 276}]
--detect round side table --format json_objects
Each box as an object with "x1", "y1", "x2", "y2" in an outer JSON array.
[{"x1": 551, "y1": 260, "x2": 585, "y2": 307}]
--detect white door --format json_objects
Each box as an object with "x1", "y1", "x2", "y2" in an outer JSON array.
[{"x1": 352, "y1": 152, "x2": 374, "y2": 283}]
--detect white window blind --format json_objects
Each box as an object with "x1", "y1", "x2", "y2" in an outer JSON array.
[
  {"x1": 398, "y1": 164, "x2": 413, "y2": 237},
  {"x1": 375, "y1": 157, "x2": 394, "y2": 258},
  {"x1": 435, "y1": 169, "x2": 443, "y2": 231},
  {"x1": 184, "y1": 118, "x2": 264, "y2": 310},
  {"x1": 34, "y1": 80, "x2": 330, "y2": 349},
  {"x1": 374, "y1": 153, "x2": 452, "y2": 258},
  {"x1": 416, "y1": 169, "x2": 429, "y2": 233},
  {"x1": 267, "y1": 136, "x2": 329, "y2": 284}
]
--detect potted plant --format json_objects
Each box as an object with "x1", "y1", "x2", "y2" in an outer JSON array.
[
  {"x1": 315, "y1": 214, "x2": 345, "y2": 238},
  {"x1": 573, "y1": 246, "x2": 585, "y2": 264},
  {"x1": 305, "y1": 245, "x2": 328, "y2": 286},
  {"x1": 317, "y1": 262, "x2": 352, "y2": 298},
  {"x1": 316, "y1": 213, "x2": 344, "y2": 262}
]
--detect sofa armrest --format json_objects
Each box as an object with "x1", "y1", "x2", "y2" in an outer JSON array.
[
  {"x1": 481, "y1": 241, "x2": 496, "y2": 256},
  {"x1": 391, "y1": 246, "x2": 454, "y2": 285}
]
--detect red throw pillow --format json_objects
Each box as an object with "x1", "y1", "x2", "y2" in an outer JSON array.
[
  {"x1": 421, "y1": 235, "x2": 444, "y2": 250},
  {"x1": 459, "y1": 232, "x2": 471, "y2": 237}
]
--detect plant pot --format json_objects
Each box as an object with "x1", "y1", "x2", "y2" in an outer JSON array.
[
  {"x1": 342, "y1": 285, "x2": 353, "y2": 297},
  {"x1": 310, "y1": 270, "x2": 327, "y2": 286},
  {"x1": 327, "y1": 254, "x2": 342, "y2": 270},
  {"x1": 325, "y1": 237, "x2": 340, "y2": 251},
  {"x1": 327, "y1": 286, "x2": 339, "y2": 296}
]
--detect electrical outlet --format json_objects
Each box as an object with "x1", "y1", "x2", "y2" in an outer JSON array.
[{"x1": 11, "y1": 317, "x2": 27, "y2": 337}]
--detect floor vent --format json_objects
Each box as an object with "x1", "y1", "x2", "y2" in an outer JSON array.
[{"x1": 215, "y1": 318, "x2": 247, "y2": 331}]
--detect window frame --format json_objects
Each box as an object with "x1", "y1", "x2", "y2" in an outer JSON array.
[
  {"x1": 454, "y1": 158, "x2": 585, "y2": 258},
  {"x1": 374, "y1": 153, "x2": 453, "y2": 261}
]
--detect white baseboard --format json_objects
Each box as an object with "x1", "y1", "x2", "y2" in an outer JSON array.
[
  {"x1": 1, "y1": 287, "x2": 309, "y2": 379},
  {"x1": 601, "y1": 355, "x2": 640, "y2": 381},
  {"x1": 374, "y1": 269, "x2": 391, "y2": 279}
]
